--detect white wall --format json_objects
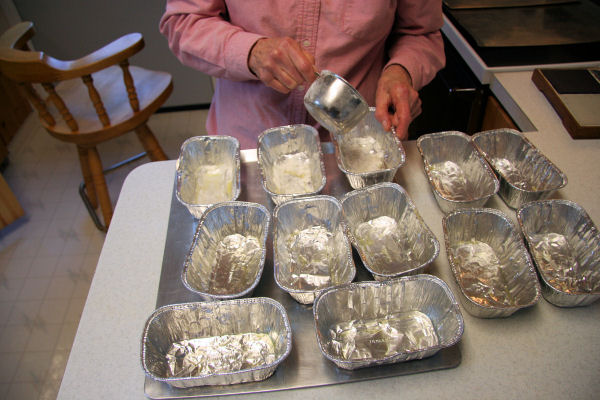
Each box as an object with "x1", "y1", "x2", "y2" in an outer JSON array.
[
  {"x1": 10, "y1": 0, "x2": 214, "y2": 107},
  {"x1": 0, "y1": 0, "x2": 20, "y2": 31}
]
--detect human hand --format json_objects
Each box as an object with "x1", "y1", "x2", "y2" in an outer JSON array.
[
  {"x1": 248, "y1": 37, "x2": 317, "y2": 94},
  {"x1": 374, "y1": 64, "x2": 421, "y2": 140}
]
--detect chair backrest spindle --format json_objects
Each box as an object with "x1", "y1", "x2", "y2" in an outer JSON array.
[
  {"x1": 18, "y1": 82, "x2": 56, "y2": 126},
  {"x1": 82, "y1": 74, "x2": 110, "y2": 127},
  {"x1": 119, "y1": 59, "x2": 139, "y2": 112},
  {"x1": 41, "y1": 81, "x2": 78, "y2": 131}
]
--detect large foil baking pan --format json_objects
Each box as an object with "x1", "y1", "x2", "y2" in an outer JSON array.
[
  {"x1": 517, "y1": 200, "x2": 600, "y2": 307},
  {"x1": 273, "y1": 195, "x2": 356, "y2": 304},
  {"x1": 141, "y1": 298, "x2": 292, "y2": 388},
  {"x1": 331, "y1": 107, "x2": 406, "y2": 189},
  {"x1": 341, "y1": 182, "x2": 439, "y2": 280},
  {"x1": 176, "y1": 135, "x2": 241, "y2": 219},
  {"x1": 257, "y1": 124, "x2": 326, "y2": 205},
  {"x1": 443, "y1": 208, "x2": 541, "y2": 318},
  {"x1": 416, "y1": 131, "x2": 499, "y2": 214},
  {"x1": 182, "y1": 201, "x2": 270, "y2": 301},
  {"x1": 313, "y1": 275, "x2": 464, "y2": 370},
  {"x1": 472, "y1": 128, "x2": 567, "y2": 209}
]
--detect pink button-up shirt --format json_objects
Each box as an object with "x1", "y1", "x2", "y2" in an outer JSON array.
[{"x1": 160, "y1": 0, "x2": 445, "y2": 149}]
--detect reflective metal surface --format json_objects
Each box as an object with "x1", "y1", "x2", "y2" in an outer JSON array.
[
  {"x1": 332, "y1": 107, "x2": 406, "y2": 189},
  {"x1": 341, "y1": 183, "x2": 439, "y2": 280},
  {"x1": 273, "y1": 196, "x2": 355, "y2": 304},
  {"x1": 304, "y1": 70, "x2": 369, "y2": 134},
  {"x1": 141, "y1": 298, "x2": 291, "y2": 388},
  {"x1": 181, "y1": 202, "x2": 270, "y2": 301},
  {"x1": 443, "y1": 0, "x2": 576, "y2": 9},
  {"x1": 417, "y1": 131, "x2": 499, "y2": 213},
  {"x1": 176, "y1": 136, "x2": 241, "y2": 219},
  {"x1": 144, "y1": 149, "x2": 461, "y2": 399},
  {"x1": 472, "y1": 129, "x2": 567, "y2": 209},
  {"x1": 313, "y1": 275, "x2": 464, "y2": 370},
  {"x1": 443, "y1": 208, "x2": 541, "y2": 318},
  {"x1": 446, "y1": 0, "x2": 600, "y2": 47},
  {"x1": 517, "y1": 200, "x2": 600, "y2": 307},
  {"x1": 257, "y1": 125, "x2": 326, "y2": 205}
]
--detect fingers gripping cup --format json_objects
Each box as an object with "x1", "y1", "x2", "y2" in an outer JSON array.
[{"x1": 304, "y1": 70, "x2": 369, "y2": 134}]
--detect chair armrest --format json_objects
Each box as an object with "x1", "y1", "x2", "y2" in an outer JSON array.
[
  {"x1": 1, "y1": 23, "x2": 145, "y2": 82},
  {"x1": 0, "y1": 21, "x2": 35, "y2": 50},
  {"x1": 50, "y1": 33, "x2": 145, "y2": 79}
]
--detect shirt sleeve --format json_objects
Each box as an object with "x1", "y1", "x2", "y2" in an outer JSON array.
[
  {"x1": 159, "y1": 0, "x2": 264, "y2": 81},
  {"x1": 385, "y1": 0, "x2": 446, "y2": 90}
]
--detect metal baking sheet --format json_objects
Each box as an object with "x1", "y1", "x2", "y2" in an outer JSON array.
[{"x1": 144, "y1": 146, "x2": 461, "y2": 399}]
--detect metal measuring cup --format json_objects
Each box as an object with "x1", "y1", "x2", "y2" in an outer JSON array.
[{"x1": 304, "y1": 70, "x2": 369, "y2": 135}]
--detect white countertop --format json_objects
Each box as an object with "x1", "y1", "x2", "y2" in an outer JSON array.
[{"x1": 57, "y1": 69, "x2": 600, "y2": 399}]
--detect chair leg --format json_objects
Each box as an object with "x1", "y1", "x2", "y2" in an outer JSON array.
[
  {"x1": 86, "y1": 146, "x2": 113, "y2": 228},
  {"x1": 134, "y1": 123, "x2": 168, "y2": 161},
  {"x1": 77, "y1": 146, "x2": 98, "y2": 209}
]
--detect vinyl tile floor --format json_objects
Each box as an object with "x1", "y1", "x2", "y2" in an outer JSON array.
[{"x1": 0, "y1": 109, "x2": 209, "y2": 400}]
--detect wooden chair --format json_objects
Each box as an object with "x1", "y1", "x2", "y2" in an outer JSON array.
[{"x1": 0, "y1": 21, "x2": 172, "y2": 231}]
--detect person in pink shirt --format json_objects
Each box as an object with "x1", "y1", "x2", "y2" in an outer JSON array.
[{"x1": 160, "y1": 0, "x2": 445, "y2": 149}]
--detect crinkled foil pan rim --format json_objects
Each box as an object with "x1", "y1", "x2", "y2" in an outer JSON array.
[
  {"x1": 312, "y1": 274, "x2": 464, "y2": 368},
  {"x1": 257, "y1": 124, "x2": 327, "y2": 198},
  {"x1": 140, "y1": 297, "x2": 292, "y2": 385},
  {"x1": 517, "y1": 199, "x2": 600, "y2": 297},
  {"x1": 341, "y1": 182, "x2": 440, "y2": 278},
  {"x1": 181, "y1": 201, "x2": 271, "y2": 300},
  {"x1": 174, "y1": 135, "x2": 242, "y2": 208},
  {"x1": 442, "y1": 207, "x2": 542, "y2": 312},
  {"x1": 416, "y1": 130, "x2": 500, "y2": 205},
  {"x1": 332, "y1": 108, "x2": 407, "y2": 178},
  {"x1": 471, "y1": 128, "x2": 568, "y2": 195},
  {"x1": 272, "y1": 195, "x2": 357, "y2": 295}
]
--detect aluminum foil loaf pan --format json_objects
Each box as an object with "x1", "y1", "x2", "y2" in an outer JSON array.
[
  {"x1": 332, "y1": 107, "x2": 406, "y2": 189},
  {"x1": 313, "y1": 275, "x2": 464, "y2": 370},
  {"x1": 472, "y1": 129, "x2": 567, "y2": 209},
  {"x1": 341, "y1": 182, "x2": 439, "y2": 280},
  {"x1": 176, "y1": 135, "x2": 241, "y2": 219},
  {"x1": 182, "y1": 201, "x2": 270, "y2": 301},
  {"x1": 443, "y1": 208, "x2": 541, "y2": 318},
  {"x1": 273, "y1": 195, "x2": 356, "y2": 304},
  {"x1": 517, "y1": 200, "x2": 600, "y2": 307},
  {"x1": 258, "y1": 124, "x2": 326, "y2": 206},
  {"x1": 141, "y1": 298, "x2": 292, "y2": 388},
  {"x1": 416, "y1": 131, "x2": 499, "y2": 213}
]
